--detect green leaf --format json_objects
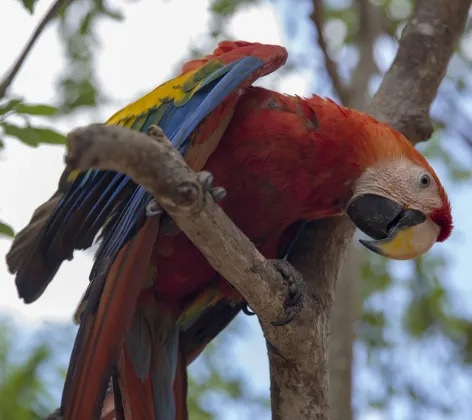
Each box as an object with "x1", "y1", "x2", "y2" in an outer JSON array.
[
  {"x1": 20, "y1": 0, "x2": 37, "y2": 14},
  {"x1": 0, "y1": 99, "x2": 22, "y2": 116},
  {"x1": 33, "y1": 127, "x2": 66, "y2": 144},
  {"x1": 1, "y1": 122, "x2": 65, "y2": 147},
  {"x1": 1, "y1": 123, "x2": 40, "y2": 146},
  {"x1": 14, "y1": 103, "x2": 58, "y2": 116},
  {"x1": 0, "y1": 99, "x2": 58, "y2": 118},
  {"x1": 0, "y1": 221, "x2": 14, "y2": 237}
]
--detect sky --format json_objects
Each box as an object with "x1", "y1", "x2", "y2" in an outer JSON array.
[{"x1": 1, "y1": 0, "x2": 472, "y2": 419}]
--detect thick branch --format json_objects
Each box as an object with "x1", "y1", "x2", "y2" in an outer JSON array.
[
  {"x1": 368, "y1": 0, "x2": 471, "y2": 143},
  {"x1": 0, "y1": 0, "x2": 73, "y2": 99},
  {"x1": 65, "y1": 124, "x2": 288, "y2": 325}
]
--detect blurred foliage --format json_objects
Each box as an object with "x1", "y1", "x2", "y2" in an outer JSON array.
[
  {"x1": 0, "y1": 96, "x2": 65, "y2": 237},
  {"x1": 187, "y1": 320, "x2": 269, "y2": 420},
  {"x1": 19, "y1": 0, "x2": 39, "y2": 15},
  {"x1": 0, "y1": 316, "x2": 73, "y2": 420},
  {"x1": 2, "y1": 0, "x2": 472, "y2": 419},
  {"x1": 56, "y1": 0, "x2": 123, "y2": 112}
]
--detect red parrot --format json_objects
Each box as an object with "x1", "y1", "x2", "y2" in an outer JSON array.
[{"x1": 6, "y1": 41, "x2": 452, "y2": 420}]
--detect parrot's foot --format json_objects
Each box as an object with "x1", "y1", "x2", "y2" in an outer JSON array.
[
  {"x1": 147, "y1": 170, "x2": 227, "y2": 236},
  {"x1": 269, "y1": 259, "x2": 306, "y2": 327},
  {"x1": 196, "y1": 170, "x2": 228, "y2": 203}
]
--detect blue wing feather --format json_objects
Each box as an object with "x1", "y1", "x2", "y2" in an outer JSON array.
[{"x1": 40, "y1": 56, "x2": 264, "y2": 282}]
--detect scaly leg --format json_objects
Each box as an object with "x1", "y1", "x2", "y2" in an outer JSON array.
[{"x1": 269, "y1": 259, "x2": 306, "y2": 326}]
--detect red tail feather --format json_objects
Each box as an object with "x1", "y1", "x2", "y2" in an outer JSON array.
[{"x1": 62, "y1": 217, "x2": 160, "y2": 420}]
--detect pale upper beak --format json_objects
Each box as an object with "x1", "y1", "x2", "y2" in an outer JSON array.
[{"x1": 346, "y1": 194, "x2": 440, "y2": 260}]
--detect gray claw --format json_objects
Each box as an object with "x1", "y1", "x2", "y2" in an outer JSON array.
[
  {"x1": 158, "y1": 171, "x2": 227, "y2": 237},
  {"x1": 241, "y1": 301, "x2": 256, "y2": 316},
  {"x1": 146, "y1": 199, "x2": 163, "y2": 217},
  {"x1": 196, "y1": 171, "x2": 227, "y2": 203},
  {"x1": 272, "y1": 310, "x2": 298, "y2": 327},
  {"x1": 210, "y1": 186, "x2": 227, "y2": 202},
  {"x1": 269, "y1": 259, "x2": 306, "y2": 327},
  {"x1": 196, "y1": 171, "x2": 214, "y2": 191}
]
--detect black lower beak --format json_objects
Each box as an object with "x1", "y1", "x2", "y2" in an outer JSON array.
[{"x1": 346, "y1": 194, "x2": 426, "y2": 240}]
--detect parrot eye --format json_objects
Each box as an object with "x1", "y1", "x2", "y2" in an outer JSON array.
[{"x1": 417, "y1": 172, "x2": 432, "y2": 189}]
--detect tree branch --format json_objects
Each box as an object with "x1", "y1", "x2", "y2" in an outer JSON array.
[
  {"x1": 64, "y1": 124, "x2": 290, "y2": 326},
  {"x1": 310, "y1": 0, "x2": 351, "y2": 105},
  {"x1": 368, "y1": 0, "x2": 471, "y2": 144},
  {"x1": 0, "y1": 0, "x2": 73, "y2": 99}
]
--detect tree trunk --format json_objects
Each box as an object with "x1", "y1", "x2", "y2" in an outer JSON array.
[{"x1": 328, "y1": 244, "x2": 363, "y2": 420}]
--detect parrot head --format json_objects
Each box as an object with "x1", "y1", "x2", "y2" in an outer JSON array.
[{"x1": 344, "y1": 119, "x2": 453, "y2": 261}]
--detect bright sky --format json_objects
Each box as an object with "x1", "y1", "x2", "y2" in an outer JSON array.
[{"x1": 1, "y1": 0, "x2": 471, "y2": 419}]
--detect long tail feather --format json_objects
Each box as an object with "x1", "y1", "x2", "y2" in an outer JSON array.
[
  {"x1": 148, "y1": 304, "x2": 180, "y2": 420},
  {"x1": 100, "y1": 340, "x2": 189, "y2": 420},
  {"x1": 61, "y1": 217, "x2": 160, "y2": 420},
  {"x1": 174, "y1": 342, "x2": 189, "y2": 420},
  {"x1": 98, "y1": 298, "x2": 241, "y2": 420},
  {"x1": 118, "y1": 346, "x2": 155, "y2": 419}
]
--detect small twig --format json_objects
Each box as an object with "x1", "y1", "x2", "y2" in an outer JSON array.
[
  {"x1": 310, "y1": 0, "x2": 351, "y2": 105},
  {"x1": 346, "y1": 0, "x2": 384, "y2": 110},
  {"x1": 0, "y1": 0, "x2": 73, "y2": 99}
]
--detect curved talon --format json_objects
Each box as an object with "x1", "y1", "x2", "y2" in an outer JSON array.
[
  {"x1": 272, "y1": 310, "x2": 297, "y2": 327},
  {"x1": 285, "y1": 283, "x2": 303, "y2": 307},
  {"x1": 209, "y1": 186, "x2": 227, "y2": 202},
  {"x1": 147, "y1": 124, "x2": 166, "y2": 142},
  {"x1": 161, "y1": 171, "x2": 227, "y2": 237},
  {"x1": 146, "y1": 199, "x2": 163, "y2": 217},
  {"x1": 241, "y1": 302, "x2": 256, "y2": 316},
  {"x1": 196, "y1": 170, "x2": 214, "y2": 191},
  {"x1": 268, "y1": 259, "x2": 306, "y2": 327}
]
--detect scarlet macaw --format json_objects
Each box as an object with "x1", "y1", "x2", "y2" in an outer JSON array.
[{"x1": 6, "y1": 41, "x2": 452, "y2": 420}]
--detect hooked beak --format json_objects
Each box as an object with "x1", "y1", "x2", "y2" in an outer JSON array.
[{"x1": 346, "y1": 194, "x2": 440, "y2": 260}]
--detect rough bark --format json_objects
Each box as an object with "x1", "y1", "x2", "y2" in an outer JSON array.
[
  {"x1": 43, "y1": 1, "x2": 470, "y2": 419},
  {"x1": 368, "y1": 0, "x2": 472, "y2": 144},
  {"x1": 65, "y1": 124, "x2": 291, "y2": 326}
]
